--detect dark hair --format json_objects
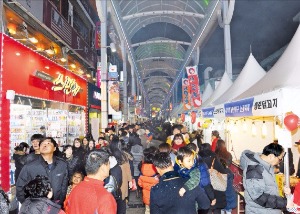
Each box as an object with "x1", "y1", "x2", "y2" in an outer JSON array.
[
  {"x1": 153, "y1": 152, "x2": 172, "y2": 169},
  {"x1": 85, "y1": 150, "x2": 110, "y2": 175},
  {"x1": 199, "y1": 143, "x2": 211, "y2": 151},
  {"x1": 109, "y1": 139, "x2": 128, "y2": 164},
  {"x1": 144, "y1": 153, "x2": 155, "y2": 164},
  {"x1": 172, "y1": 125, "x2": 181, "y2": 133},
  {"x1": 171, "y1": 133, "x2": 186, "y2": 147},
  {"x1": 14, "y1": 142, "x2": 29, "y2": 151},
  {"x1": 215, "y1": 139, "x2": 227, "y2": 154},
  {"x1": 98, "y1": 137, "x2": 106, "y2": 141},
  {"x1": 158, "y1": 143, "x2": 171, "y2": 153},
  {"x1": 63, "y1": 145, "x2": 73, "y2": 152},
  {"x1": 177, "y1": 147, "x2": 194, "y2": 162},
  {"x1": 70, "y1": 171, "x2": 84, "y2": 184},
  {"x1": 262, "y1": 143, "x2": 284, "y2": 157},
  {"x1": 186, "y1": 143, "x2": 197, "y2": 152},
  {"x1": 30, "y1": 134, "x2": 44, "y2": 142},
  {"x1": 24, "y1": 175, "x2": 51, "y2": 198},
  {"x1": 39, "y1": 137, "x2": 57, "y2": 148},
  {"x1": 211, "y1": 130, "x2": 219, "y2": 138}
]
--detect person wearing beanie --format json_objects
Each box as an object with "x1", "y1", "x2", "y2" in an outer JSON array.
[{"x1": 17, "y1": 137, "x2": 68, "y2": 205}]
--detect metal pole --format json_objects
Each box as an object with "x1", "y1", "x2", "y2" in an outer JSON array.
[
  {"x1": 100, "y1": 0, "x2": 108, "y2": 131},
  {"x1": 121, "y1": 40, "x2": 128, "y2": 122},
  {"x1": 223, "y1": 0, "x2": 234, "y2": 80}
]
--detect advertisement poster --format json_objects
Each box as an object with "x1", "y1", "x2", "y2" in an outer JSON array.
[
  {"x1": 182, "y1": 78, "x2": 191, "y2": 110},
  {"x1": 186, "y1": 66, "x2": 202, "y2": 108},
  {"x1": 108, "y1": 81, "x2": 120, "y2": 114}
]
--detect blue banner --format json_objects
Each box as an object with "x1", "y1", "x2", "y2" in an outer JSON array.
[
  {"x1": 202, "y1": 107, "x2": 215, "y2": 118},
  {"x1": 224, "y1": 98, "x2": 254, "y2": 117}
]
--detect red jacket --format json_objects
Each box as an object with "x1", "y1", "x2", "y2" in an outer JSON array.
[
  {"x1": 211, "y1": 138, "x2": 218, "y2": 152},
  {"x1": 65, "y1": 177, "x2": 116, "y2": 214},
  {"x1": 138, "y1": 163, "x2": 159, "y2": 205}
]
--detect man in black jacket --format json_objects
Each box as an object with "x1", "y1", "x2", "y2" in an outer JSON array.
[
  {"x1": 150, "y1": 152, "x2": 210, "y2": 214},
  {"x1": 17, "y1": 137, "x2": 68, "y2": 205}
]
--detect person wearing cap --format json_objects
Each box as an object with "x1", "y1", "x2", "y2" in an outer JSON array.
[{"x1": 16, "y1": 137, "x2": 68, "y2": 206}]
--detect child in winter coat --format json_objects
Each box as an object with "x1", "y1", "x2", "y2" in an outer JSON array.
[
  {"x1": 175, "y1": 146, "x2": 215, "y2": 212},
  {"x1": 138, "y1": 148, "x2": 159, "y2": 214}
]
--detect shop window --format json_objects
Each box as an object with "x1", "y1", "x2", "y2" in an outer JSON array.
[
  {"x1": 73, "y1": 9, "x2": 90, "y2": 44},
  {"x1": 50, "y1": 0, "x2": 61, "y2": 11}
]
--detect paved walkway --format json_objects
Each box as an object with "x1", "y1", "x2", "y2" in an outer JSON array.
[{"x1": 126, "y1": 190, "x2": 145, "y2": 214}]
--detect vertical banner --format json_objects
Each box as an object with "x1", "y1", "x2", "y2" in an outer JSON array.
[
  {"x1": 108, "y1": 81, "x2": 120, "y2": 114},
  {"x1": 95, "y1": 21, "x2": 101, "y2": 50},
  {"x1": 96, "y1": 62, "x2": 101, "y2": 87},
  {"x1": 186, "y1": 66, "x2": 202, "y2": 108},
  {"x1": 182, "y1": 78, "x2": 191, "y2": 110}
]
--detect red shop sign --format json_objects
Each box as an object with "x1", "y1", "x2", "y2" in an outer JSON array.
[{"x1": 1, "y1": 34, "x2": 87, "y2": 106}]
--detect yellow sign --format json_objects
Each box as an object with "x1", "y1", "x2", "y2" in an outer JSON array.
[{"x1": 52, "y1": 73, "x2": 81, "y2": 96}]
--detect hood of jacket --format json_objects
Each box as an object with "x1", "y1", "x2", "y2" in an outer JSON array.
[
  {"x1": 240, "y1": 150, "x2": 273, "y2": 173},
  {"x1": 141, "y1": 163, "x2": 157, "y2": 177}
]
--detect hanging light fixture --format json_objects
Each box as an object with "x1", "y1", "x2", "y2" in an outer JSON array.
[
  {"x1": 275, "y1": 121, "x2": 280, "y2": 139},
  {"x1": 262, "y1": 121, "x2": 267, "y2": 137},
  {"x1": 252, "y1": 121, "x2": 257, "y2": 136},
  {"x1": 242, "y1": 118, "x2": 247, "y2": 132}
]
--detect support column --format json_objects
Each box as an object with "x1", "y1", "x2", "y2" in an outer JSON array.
[
  {"x1": 221, "y1": 0, "x2": 235, "y2": 80},
  {"x1": 100, "y1": 0, "x2": 108, "y2": 131},
  {"x1": 121, "y1": 40, "x2": 128, "y2": 122}
]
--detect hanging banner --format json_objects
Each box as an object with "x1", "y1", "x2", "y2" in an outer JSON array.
[
  {"x1": 186, "y1": 66, "x2": 202, "y2": 108},
  {"x1": 108, "y1": 81, "x2": 120, "y2": 114},
  {"x1": 95, "y1": 21, "x2": 101, "y2": 50},
  {"x1": 182, "y1": 78, "x2": 191, "y2": 110},
  {"x1": 202, "y1": 107, "x2": 215, "y2": 118},
  {"x1": 224, "y1": 98, "x2": 254, "y2": 117},
  {"x1": 96, "y1": 62, "x2": 101, "y2": 88}
]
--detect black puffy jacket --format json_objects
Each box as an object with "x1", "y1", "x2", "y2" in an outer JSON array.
[
  {"x1": 17, "y1": 156, "x2": 68, "y2": 205},
  {"x1": 19, "y1": 198, "x2": 62, "y2": 214}
]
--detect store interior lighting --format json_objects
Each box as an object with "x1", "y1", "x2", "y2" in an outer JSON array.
[{"x1": 45, "y1": 46, "x2": 55, "y2": 55}]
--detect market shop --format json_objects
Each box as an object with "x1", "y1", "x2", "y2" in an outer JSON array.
[{"x1": 0, "y1": 34, "x2": 87, "y2": 190}]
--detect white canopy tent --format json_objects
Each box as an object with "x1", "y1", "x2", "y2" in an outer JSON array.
[
  {"x1": 213, "y1": 53, "x2": 266, "y2": 106},
  {"x1": 202, "y1": 82, "x2": 214, "y2": 103},
  {"x1": 201, "y1": 71, "x2": 233, "y2": 107},
  {"x1": 224, "y1": 25, "x2": 300, "y2": 168},
  {"x1": 235, "y1": 25, "x2": 300, "y2": 116}
]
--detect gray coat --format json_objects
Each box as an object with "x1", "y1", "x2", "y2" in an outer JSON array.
[{"x1": 240, "y1": 150, "x2": 286, "y2": 214}]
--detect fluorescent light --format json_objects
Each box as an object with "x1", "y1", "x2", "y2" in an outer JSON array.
[
  {"x1": 60, "y1": 57, "x2": 67, "y2": 62},
  {"x1": 110, "y1": 43, "x2": 116, "y2": 52},
  {"x1": 45, "y1": 49, "x2": 55, "y2": 55},
  {"x1": 87, "y1": 74, "x2": 91, "y2": 78},
  {"x1": 28, "y1": 37, "x2": 38, "y2": 43}
]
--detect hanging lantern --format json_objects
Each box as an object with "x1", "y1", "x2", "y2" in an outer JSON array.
[
  {"x1": 262, "y1": 121, "x2": 267, "y2": 137},
  {"x1": 181, "y1": 113, "x2": 185, "y2": 122},
  {"x1": 252, "y1": 122, "x2": 257, "y2": 136},
  {"x1": 191, "y1": 111, "x2": 196, "y2": 124},
  {"x1": 284, "y1": 113, "x2": 299, "y2": 131}
]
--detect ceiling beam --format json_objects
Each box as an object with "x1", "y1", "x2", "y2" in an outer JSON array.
[
  {"x1": 136, "y1": 56, "x2": 184, "y2": 62},
  {"x1": 123, "y1": 10, "x2": 205, "y2": 20},
  {"x1": 132, "y1": 40, "x2": 191, "y2": 47}
]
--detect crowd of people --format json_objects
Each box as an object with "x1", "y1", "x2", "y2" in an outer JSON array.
[{"x1": 1, "y1": 121, "x2": 300, "y2": 213}]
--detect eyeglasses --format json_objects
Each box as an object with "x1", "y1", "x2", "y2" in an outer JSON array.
[{"x1": 276, "y1": 152, "x2": 286, "y2": 163}]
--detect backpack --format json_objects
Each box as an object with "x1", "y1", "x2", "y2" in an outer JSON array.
[{"x1": 104, "y1": 175, "x2": 121, "y2": 200}]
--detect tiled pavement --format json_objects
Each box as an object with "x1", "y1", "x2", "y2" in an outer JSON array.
[{"x1": 126, "y1": 190, "x2": 145, "y2": 214}]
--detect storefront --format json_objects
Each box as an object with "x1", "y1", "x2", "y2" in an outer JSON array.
[
  {"x1": 88, "y1": 83, "x2": 101, "y2": 141},
  {"x1": 0, "y1": 33, "x2": 87, "y2": 191}
]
